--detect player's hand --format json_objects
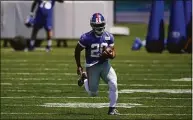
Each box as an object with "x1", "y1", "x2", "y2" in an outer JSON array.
[
  {"x1": 25, "y1": 15, "x2": 34, "y2": 28},
  {"x1": 29, "y1": 12, "x2": 34, "y2": 17},
  {"x1": 77, "y1": 66, "x2": 83, "y2": 75},
  {"x1": 100, "y1": 46, "x2": 114, "y2": 59}
]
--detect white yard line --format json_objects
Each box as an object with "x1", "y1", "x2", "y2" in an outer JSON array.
[
  {"x1": 1, "y1": 88, "x2": 192, "y2": 94},
  {"x1": 119, "y1": 89, "x2": 192, "y2": 94},
  {"x1": 3, "y1": 103, "x2": 139, "y2": 108},
  {"x1": 1, "y1": 96, "x2": 191, "y2": 100},
  {"x1": 1, "y1": 112, "x2": 58, "y2": 115},
  {"x1": 1, "y1": 59, "x2": 189, "y2": 62},
  {"x1": 2, "y1": 68, "x2": 190, "y2": 72},
  {"x1": 0, "y1": 73, "x2": 77, "y2": 75},
  {"x1": 2, "y1": 68, "x2": 67, "y2": 71},
  {"x1": 0, "y1": 112, "x2": 191, "y2": 116},
  {"x1": 40, "y1": 103, "x2": 141, "y2": 108},
  {"x1": 3, "y1": 78, "x2": 65, "y2": 81},
  {"x1": 129, "y1": 84, "x2": 191, "y2": 87},
  {"x1": 119, "y1": 113, "x2": 192, "y2": 116},
  {"x1": 1, "y1": 83, "x2": 12, "y2": 85},
  {"x1": 1, "y1": 78, "x2": 168, "y2": 81},
  {"x1": 1, "y1": 83, "x2": 191, "y2": 87},
  {"x1": 1, "y1": 72, "x2": 190, "y2": 76},
  {"x1": 2, "y1": 78, "x2": 192, "y2": 81},
  {"x1": 1, "y1": 104, "x2": 191, "y2": 108},
  {"x1": 0, "y1": 83, "x2": 126, "y2": 86},
  {"x1": 171, "y1": 78, "x2": 192, "y2": 82}
]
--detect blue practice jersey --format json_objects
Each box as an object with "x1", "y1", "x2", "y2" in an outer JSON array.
[
  {"x1": 33, "y1": 0, "x2": 56, "y2": 30},
  {"x1": 36, "y1": 0, "x2": 56, "y2": 16},
  {"x1": 78, "y1": 31, "x2": 115, "y2": 67}
]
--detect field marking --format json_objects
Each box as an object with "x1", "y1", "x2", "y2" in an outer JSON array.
[
  {"x1": 3, "y1": 78, "x2": 66, "y2": 81},
  {"x1": 2, "y1": 68, "x2": 191, "y2": 72},
  {"x1": 2, "y1": 68, "x2": 68, "y2": 71},
  {"x1": 40, "y1": 103, "x2": 141, "y2": 108},
  {"x1": 1, "y1": 59, "x2": 190, "y2": 63},
  {"x1": 171, "y1": 78, "x2": 192, "y2": 82},
  {"x1": 0, "y1": 72, "x2": 77, "y2": 75},
  {"x1": 1, "y1": 96, "x2": 191, "y2": 100},
  {"x1": 1, "y1": 88, "x2": 192, "y2": 94},
  {"x1": 1, "y1": 104, "x2": 191, "y2": 108},
  {"x1": 1, "y1": 83, "x2": 191, "y2": 87},
  {"x1": 119, "y1": 89, "x2": 192, "y2": 94},
  {"x1": 2, "y1": 64, "x2": 190, "y2": 69},
  {"x1": 1, "y1": 83, "x2": 12, "y2": 85},
  {"x1": 129, "y1": 84, "x2": 191, "y2": 87},
  {"x1": 1, "y1": 112, "x2": 58, "y2": 115},
  {"x1": 119, "y1": 114, "x2": 192, "y2": 116},
  {"x1": 0, "y1": 78, "x2": 174, "y2": 81},
  {"x1": 1, "y1": 63, "x2": 70, "y2": 66},
  {"x1": 2, "y1": 77, "x2": 192, "y2": 81},
  {"x1": 1, "y1": 72, "x2": 191, "y2": 76},
  {"x1": 1, "y1": 112, "x2": 191, "y2": 116},
  {"x1": 0, "y1": 83, "x2": 126, "y2": 86}
]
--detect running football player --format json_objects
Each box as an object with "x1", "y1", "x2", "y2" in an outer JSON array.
[{"x1": 74, "y1": 13, "x2": 119, "y2": 115}]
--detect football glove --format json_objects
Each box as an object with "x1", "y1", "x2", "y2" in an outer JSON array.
[{"x1": 24, "y1": 13, "x2": 34, "y2": 28}]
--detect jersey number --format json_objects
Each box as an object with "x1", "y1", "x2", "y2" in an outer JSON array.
[
  {"x1": 40, "y1": 1, "x2": 52, "y2": 9},
  {"x1": 91, "y1": 43, "x2": 108, "y2": 57}
]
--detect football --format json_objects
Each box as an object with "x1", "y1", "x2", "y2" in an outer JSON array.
[{"x1": 101, "y1": 46, "x2": 113, "y2": 59}]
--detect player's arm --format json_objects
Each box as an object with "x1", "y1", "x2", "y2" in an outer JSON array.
[
  {"x1": 74, "y1": 43, "x2": 84, "y2": 75},
  {"x1": 109, "y1": 46, "x2": 116, "y2": 59},
  {"x1": 108, "y1": 34, "x2": 116, "y2": 59},
  {"x1": 30, "y1": 0, "x2": 38, "y2": 14}
]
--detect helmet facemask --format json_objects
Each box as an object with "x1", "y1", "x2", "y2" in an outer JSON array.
[{"x1": 91, "y1": 22, "x2": 105, "y2": 36}]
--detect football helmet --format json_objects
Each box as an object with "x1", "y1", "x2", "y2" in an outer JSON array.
[{"x1": 90, "y1": 13, "x2": 106, "y2": 36}]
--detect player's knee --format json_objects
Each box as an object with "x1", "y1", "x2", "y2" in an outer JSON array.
[
  {"x1": 88, "y1": 91, "x2": 98, "y2": 97},
  {"x1": 46, "y1": 30, "x2": 52, "y2": 40}
]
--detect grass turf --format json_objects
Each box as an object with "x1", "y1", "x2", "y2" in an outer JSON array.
[{"x1": 0, "y1": 23, "x2": 192, "y2": 120}]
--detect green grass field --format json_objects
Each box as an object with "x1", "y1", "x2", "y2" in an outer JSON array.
[{"x1": 1, "y1": 24, "x2": 192, "y2": 120}]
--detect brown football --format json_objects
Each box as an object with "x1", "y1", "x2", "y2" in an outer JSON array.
[{"x1": 101, "y1": 47, "x2": 113, "y2": 59}]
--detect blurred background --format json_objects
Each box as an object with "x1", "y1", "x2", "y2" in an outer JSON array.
[
  {"x1": 115, "y1": 0, "x2": 170, "y2": 23},
  {"x1": 1, "y1": 0, "x2": 191, "y2": 51},
  {"x1": 1, "y1": 0, "x2": 191, "y2": 53}
]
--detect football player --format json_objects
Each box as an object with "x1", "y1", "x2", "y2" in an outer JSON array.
[
  {"x1": 74, "y1": 13, "x2": 119, "y2": 115},
  {"x1": 25, "y1": 0, "x2": 64, "y2": 52}
]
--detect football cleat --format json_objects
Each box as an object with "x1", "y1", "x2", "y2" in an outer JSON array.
[
  {"x1": 78, "y1": 72, "x2": 87, "y2": 87},
  {"x1": 108, "y1": 107, "x2": 120, "y2": 115},
  {"x1": 45, "y1": 45, "x2": 52, "y2": 52},
  {"x1": 28, "y1": 45, "x2": 35, "y2": 51}
]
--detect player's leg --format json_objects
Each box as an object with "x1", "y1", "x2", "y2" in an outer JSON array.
[
  {"x1": 85, "y1": 65, "x2": 101, "y2": 97},
  {"x1": 101, "y1": 61, "x2": 119, "y2": 115},
  {"x1": 29, "y1": 26, "x2": 40, "y2": 51},
  {"x1": 29, "y1": 14, "x2": 43, "y2": 51},
  {"x1": 44, "y1": 16, "x2": 53, "y2": 52},
  {"x1": 45, "y1": 29, "x2": 52, "y2": 52}
]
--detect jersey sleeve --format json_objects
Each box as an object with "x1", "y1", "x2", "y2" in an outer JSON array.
[
  {"x1": 108, "y1": 33, "x2": 115, "y2": 47},
  {"x1": 78, "y1": 34, "x2": 87, "y2": 48}
]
